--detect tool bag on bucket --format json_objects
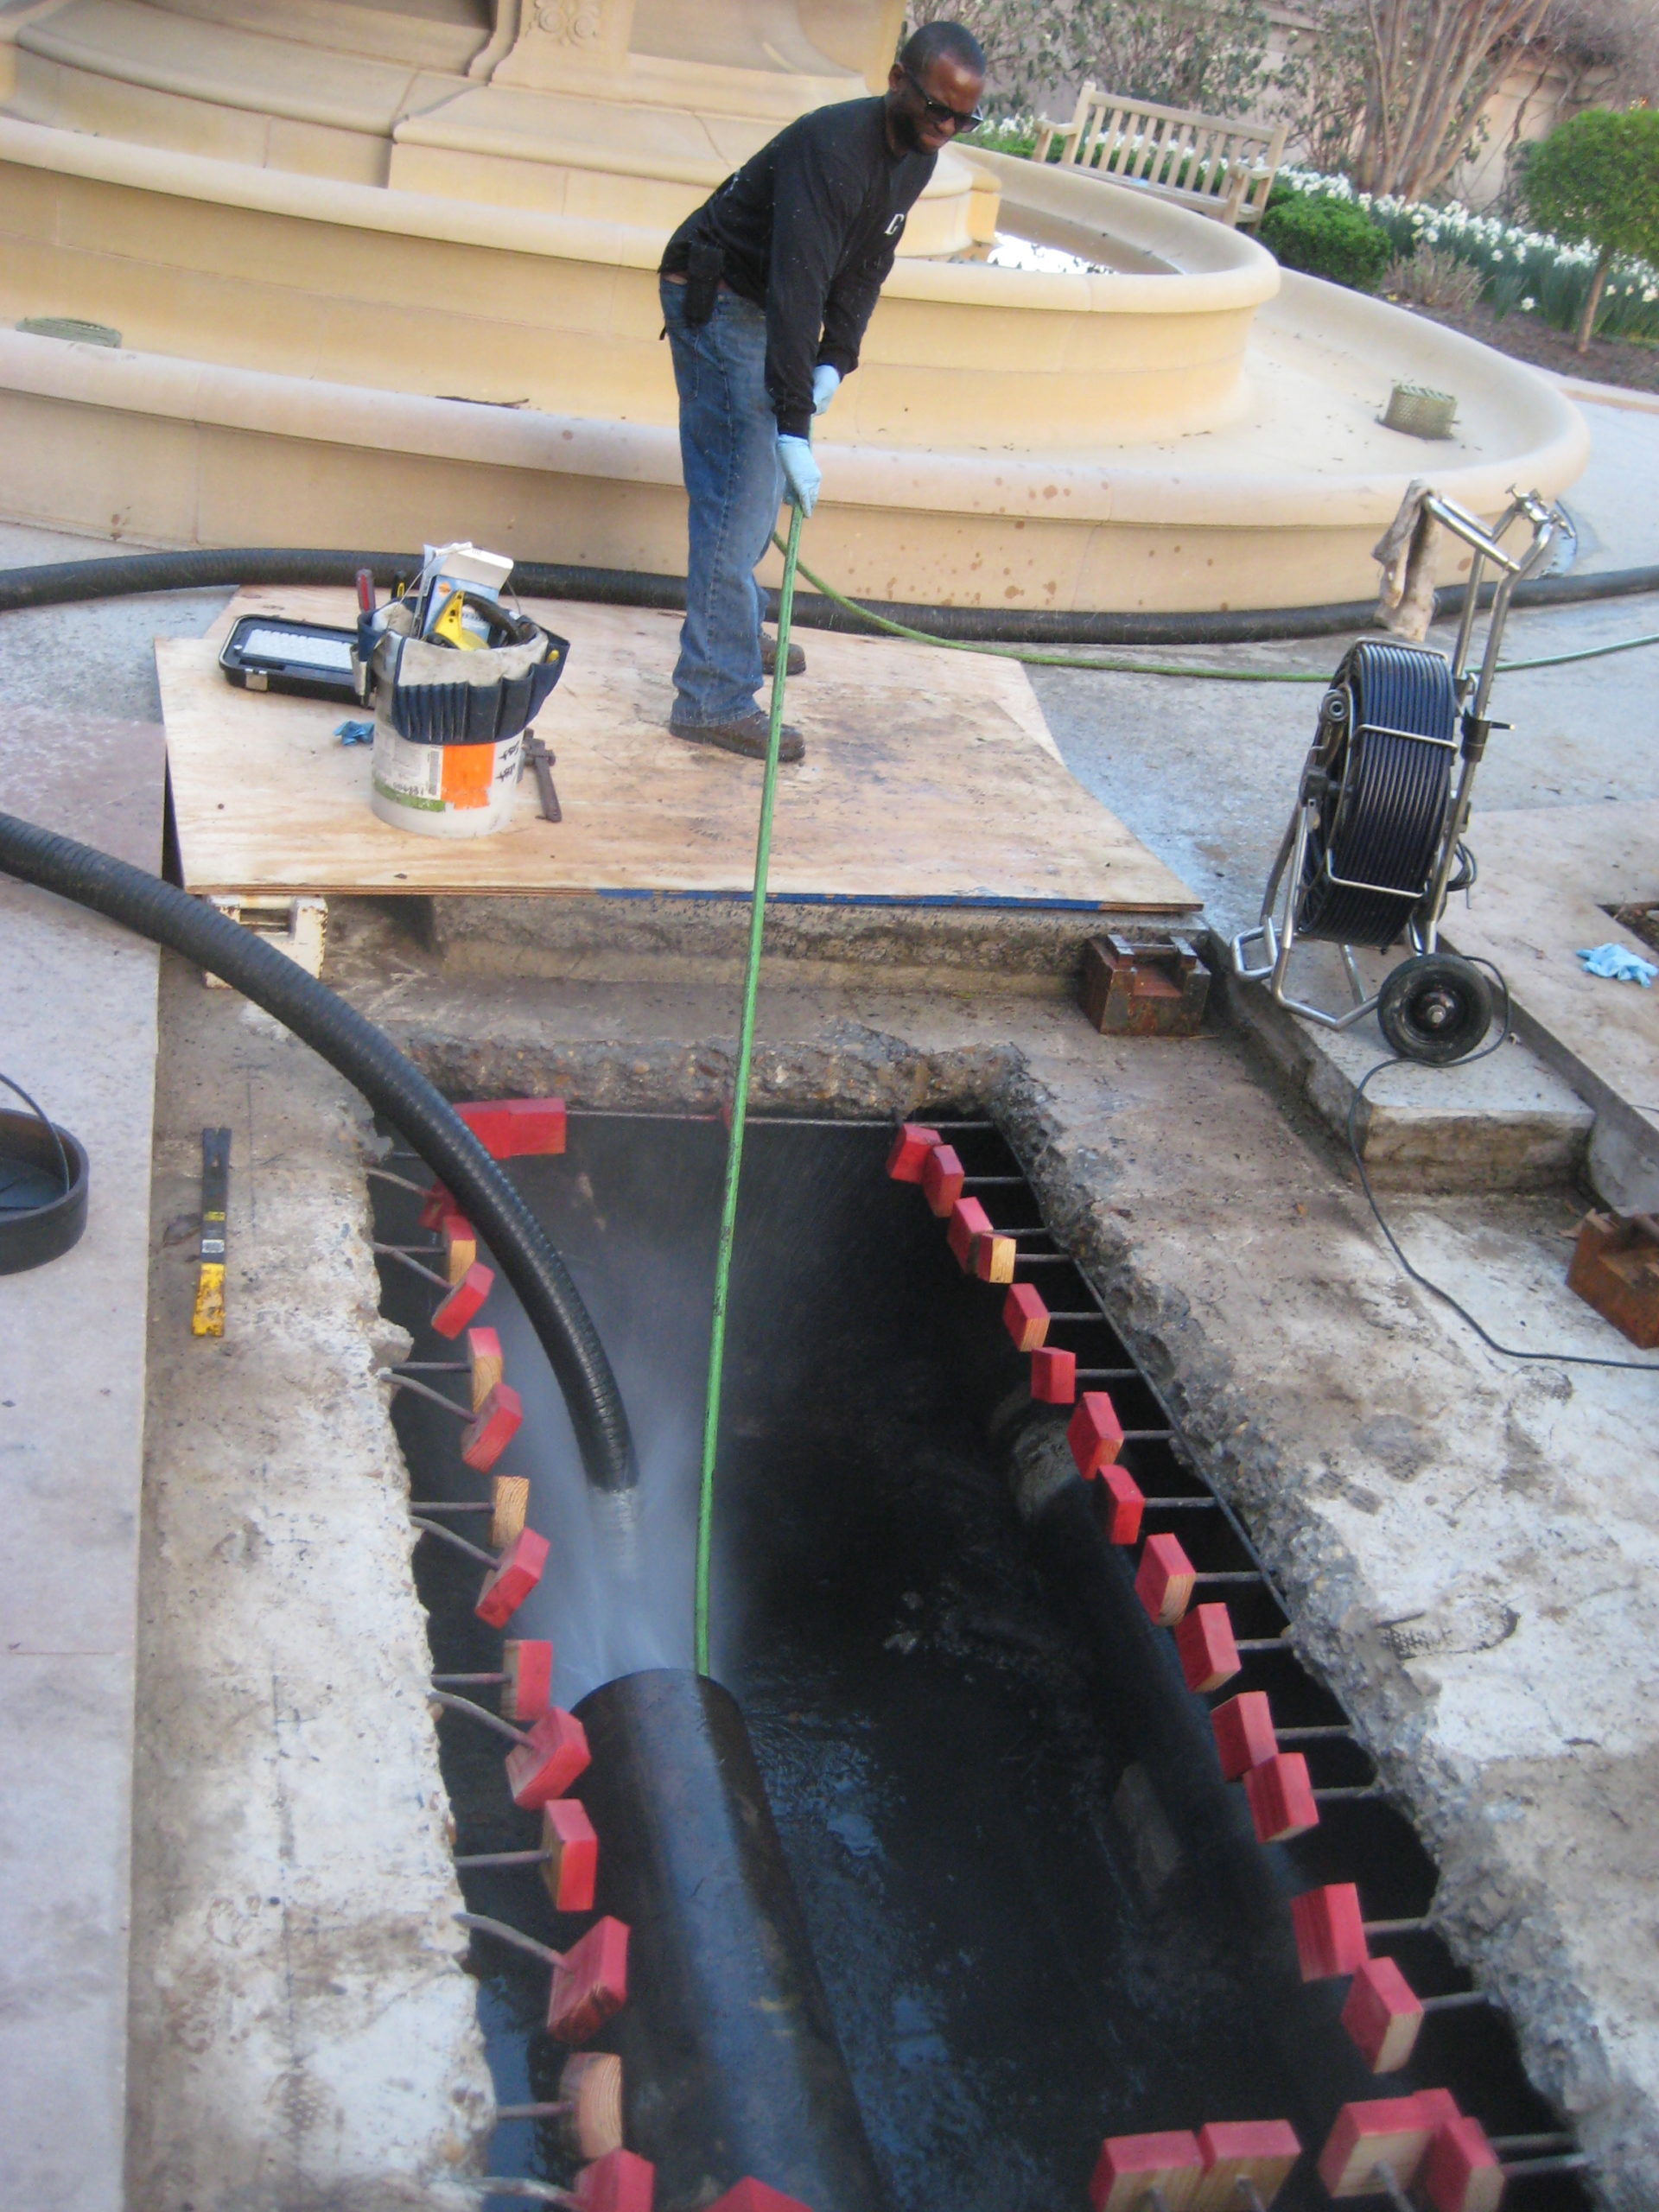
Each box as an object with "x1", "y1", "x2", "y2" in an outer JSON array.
[{"x1": 365, "y1": 593, "x2": 569, "y2": 837}]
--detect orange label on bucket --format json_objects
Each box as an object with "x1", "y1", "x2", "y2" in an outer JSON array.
[{"x1": 441, "y1": 743, "x2": 494, "y2": 810}]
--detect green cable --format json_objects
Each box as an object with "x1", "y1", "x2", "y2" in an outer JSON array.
[
  {"x1": 773, "y1": 536, "x2": 1659, "y2": 685},
  {"x1": 694, "y1": 501, "x2": 805, "y2": 1677}
]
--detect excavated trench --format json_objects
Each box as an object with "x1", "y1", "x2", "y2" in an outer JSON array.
[{"x1": 372, "y1": 1109, "x2": 1591, "y2": 2212}]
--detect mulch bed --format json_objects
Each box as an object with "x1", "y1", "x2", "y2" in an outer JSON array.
[{"x1": 1395, "y1": 295, "x2": 1659, "y2": 395}]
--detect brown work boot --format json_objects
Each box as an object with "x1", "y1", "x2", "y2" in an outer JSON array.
[
  {"x1": 761, "y1": 632, "x2": 806, "y2": 677},
  {"x1": 670, "y1": 710, "x2": 805, "y2": 763}
]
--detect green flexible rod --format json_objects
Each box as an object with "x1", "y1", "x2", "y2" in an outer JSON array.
[
  {"x1": 772, "y1": 536, "x2": 1659, "y2": 684},
  {"x1": 695, "y1": 502, "x2": 804, "y2": 1676}
]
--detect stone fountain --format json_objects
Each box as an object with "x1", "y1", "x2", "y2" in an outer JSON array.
[{"x1": 0, "y1": 0, "x2": 1586, "y2": 610}]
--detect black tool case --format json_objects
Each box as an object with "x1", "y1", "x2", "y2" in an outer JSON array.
[{"x1": 218, "y1": 616, "x2": 362, "y2": 702}]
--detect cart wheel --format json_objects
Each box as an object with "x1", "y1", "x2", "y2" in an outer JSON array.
[{"x1": 1377, "y1": 955, "x2": 1494, "y2": 1065}]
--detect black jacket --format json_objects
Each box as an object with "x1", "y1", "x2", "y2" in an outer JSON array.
[{"x1": 662, "y1": 97, "x2": 935, "y2": 440}]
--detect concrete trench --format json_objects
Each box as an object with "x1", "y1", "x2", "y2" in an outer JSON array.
[{"x1": 130, "y1": 893, "x2": 1659, "y2": 2209}]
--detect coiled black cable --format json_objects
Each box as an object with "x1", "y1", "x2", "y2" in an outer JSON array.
[
  {"x1": 0, "y1": 811, "x2": 637, "y2": 1496},
  {"x1": 1298, "y1": 641, "x2": 1456, "y2": 949}
]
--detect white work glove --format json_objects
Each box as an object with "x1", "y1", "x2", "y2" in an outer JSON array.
[
  {"x1": 811, "y1": 363, "x2": 841, "y2": 415},
  {"x1": 777, "y1": 435, "x2": 821, "y2": 518}
]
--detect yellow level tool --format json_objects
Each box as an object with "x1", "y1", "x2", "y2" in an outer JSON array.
[{"x1": 191, "y1": 1126, "x2": 231, "y2": 1338}]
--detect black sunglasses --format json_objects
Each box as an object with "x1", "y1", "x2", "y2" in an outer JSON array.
[{"x1": 900, "y1": 64, "x2": 983, "y2": 131}]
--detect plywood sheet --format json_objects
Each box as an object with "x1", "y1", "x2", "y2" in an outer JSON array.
[{"x1": 160, "y1": 588, "x2": 1195, "y2": 910}]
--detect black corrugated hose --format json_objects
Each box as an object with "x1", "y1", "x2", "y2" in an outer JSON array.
[
  {"x1": 0, "y1": 810, "x2": 637, "y2": 1499},
  {"x1": 3, "y1": 543, "x2": 1659, "y2": 643}
]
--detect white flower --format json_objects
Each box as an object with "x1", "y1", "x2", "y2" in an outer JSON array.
[{"x1": 1522, "y1": 296, "x2": 1536, "y2": 309}]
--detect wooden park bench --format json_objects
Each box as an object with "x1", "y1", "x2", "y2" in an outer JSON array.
[{"x1": 1033, "y1": 86, "x2": 1287, "y2": 228}]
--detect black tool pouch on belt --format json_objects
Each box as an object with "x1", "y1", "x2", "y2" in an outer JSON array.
[{"x1": 683, "y1": 239, "x2": 724, "y2": 327}]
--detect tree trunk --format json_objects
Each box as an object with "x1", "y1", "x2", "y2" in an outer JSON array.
[
  {"x1": 1576, "y1": 251, "x2": 1611, "y2": 354},
  {"x1": 1353, "y1": 0, "x2": 1552, "y2": 201}
]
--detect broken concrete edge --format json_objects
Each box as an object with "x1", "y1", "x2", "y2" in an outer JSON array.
[
  {"x1": 132, "y1": 970, "x2": 493, "y2": 2211},
  {"x1": 425, "y1": 893, "x2": 1206, "y2": 999},
  {"x1": 380, "y1": 1015, "x2": 1645, "y2": 2211},
  {"x1": 1494, "y1": 986, "x2": 1659, "y2": 1216},
  {"x1": 1202, "y1": 932, "x2": 1597, "y2": 1196}
]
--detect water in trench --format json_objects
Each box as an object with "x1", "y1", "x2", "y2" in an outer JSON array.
[{"x1": 374, "y1": 1112, "x2": 1586, "y2": 2212}]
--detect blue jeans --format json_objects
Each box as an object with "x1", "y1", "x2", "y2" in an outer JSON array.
[{"x1": 661, "y1": 274, "x2": 783, "y2": 728}]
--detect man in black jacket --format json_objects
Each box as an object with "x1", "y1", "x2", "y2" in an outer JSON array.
[{"x1": 659, "y1": 20, "x2": 987, "y2": 761}]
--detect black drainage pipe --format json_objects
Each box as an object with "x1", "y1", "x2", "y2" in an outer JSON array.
[
  {"x1": 1009, "y1": 1429, "x2": 1382, "y2": 2151},
  {"x1": 0, "y1": 812, "x2": 637, "y2": 1500},
  {"x1": 1, "y1": 544, "x2": 1656, "y2": 645},
  {"x1": 573, "y1": 1669, "x2": 892, "y2": 2212}
]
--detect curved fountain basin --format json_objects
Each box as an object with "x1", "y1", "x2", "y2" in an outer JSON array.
[{"x1": 0, "y1": 117, "x2": 1587, "y2": 611}]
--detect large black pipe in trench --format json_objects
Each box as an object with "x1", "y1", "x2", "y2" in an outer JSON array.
[
  {"x1": 1007, "y1": 1424, "x2": 1382, "y2": 2141},
  {"x1": 573, "y1": 1669, "x2": 893, "y2": 2212}
]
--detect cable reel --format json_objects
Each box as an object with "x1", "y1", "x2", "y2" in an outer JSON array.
[{"x1": 1233, "y1": 490, "x2": 1565, "y2": 1064}]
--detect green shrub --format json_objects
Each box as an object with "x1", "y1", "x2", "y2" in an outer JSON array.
[
  {"x1": 1259, "y1": 191, "x2": 1392, "y2": 292},
  {"x1": 1524, "y1": 107, "x2": 1659, "y2": 349}
]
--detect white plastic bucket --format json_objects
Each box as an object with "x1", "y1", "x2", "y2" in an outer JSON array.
[{"x1": 370, "y1": 722, "x2": 526, "y2": 840}]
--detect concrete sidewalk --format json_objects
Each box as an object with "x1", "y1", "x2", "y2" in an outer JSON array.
[{"x1": 0, "y1": 706, "x2": 162, "y2": 2212}]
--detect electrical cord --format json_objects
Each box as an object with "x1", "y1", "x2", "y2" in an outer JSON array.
[
  {"x1": 1346, "y1": 969, "x2": 1659, "y2": 1372},
  {"x1": 0, "y1": 1068, "x2": 71, "y2": 1201},
  {"x1": 774, "y1": 537, "x2": 1659, "y2": 686}
]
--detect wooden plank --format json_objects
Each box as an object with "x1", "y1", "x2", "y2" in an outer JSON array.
[{"x1": 162, "y1": 588, "x2": 1196, "y2": 911}]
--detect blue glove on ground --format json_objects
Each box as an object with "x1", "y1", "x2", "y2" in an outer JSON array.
[
  {"x1": 811, "y1": 364, "x2": 841, "y2": 415},
  {"x1": 778, "y1": 435, "x2": 821, "y2": 518},
  {"x1": 1578, "y1": 941, "x2": 1657, "y2": 986}
]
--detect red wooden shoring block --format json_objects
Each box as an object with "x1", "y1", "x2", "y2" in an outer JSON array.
[
  {"x1": 1101, "y1": 1464, "x2": 1144, "y2": 1545},
  {"x1": 1317, "y1": 2099, "x2": 1435, "y2": 2198},
  {"x1": 439, "y1": 1211, "x2": 478, "y2": 1285},
  {"x1": 432, "y1": 1262, "x2": 493, "y2": 1338},
  {"x1": 505, "y1": 1096, "x2": 567, "y2": 1156},
  {"x1": 542, "y1": 1797, "x2": 600, "y2": 1913},
  {"x1": 474, "y1": 1524, "x2": 550, "y2": 1629},
  {"x1": 1243, "y1": 1752, "x2": 1319, "y2": 1845},
  {"x1": 575, "y1": 2147, "x2": 655, "y2": 2212},
  {"x1": 921, "y1": 1142, "x2": 965, "y2": 1217},
  {"x1": 707, "y1": 2182, "x2": 817, "y2": 2212},
  {"x1": 1342, "y1": 1955, "x2": 1425, "y2": 2074},
  {"x1": 1211, "y1": 1691, "x2": 1278, "y2": 1781},
  {"x1": 1030, "y1": 1345, "x2": 1077, "y2": 1404},
  {"x1": 1193, "y1": 2120, "x2": 1302, "y2": 2211},
  {"x1": 1002, "y1": 1281, "x2": 1049, "y2": 1352},
  {"x1": 1135, "y1": 1531, "x2": 1196, "y2": 1626},
  {"x1": 466, "y1": 1324, "x2": 504, "y2": 1410},
  {"x1": 454, "y1": 1101, "x2": 517, "y2": 1158},
  {"x1": 947, "y1": 1197, "x2": 994, "y2": 1270},
  {"x1": 419, "y1": 1179, "x2": 455, "y2": 1230},
  {"x1": 549, "y1": 1915, "x2": 629, "y2": 2044},
  {"x1": 501, "y1": 1637, "x2": 553, "y2": 1723},
  {"x1": 1414, "y1": 2089, "x2": 1464, "y2": 2135},
  {"x1": 1289, "y1": 1882, "x2": 1369, "y2": 1981},
  {"x1": 505, "y1": 1707, "x2": 592, "y2": 1810},
  {"x1": 1176, "y1": 1603, "x2": 1240, "y2": 1694},
  {"x1": 1090, "y1": 2130, "x2": 1204, "y2": 2212},
  {"x1": 974, "y1": 1230, "x2": 1015, "y2": 1284},
  {"x1": 1422, "y1": 2115, "x2": 1503, "y2": 2212},
  {"x1": 461, "y1": 1381, "x2": 523, "y2": 1472},
  {"x1": 886, "y1": 1123, "x2": 942, "y2": 1182},
  {"x1": 1067, "y1": 1391, "x2": 1124, "y2": 1478}
]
